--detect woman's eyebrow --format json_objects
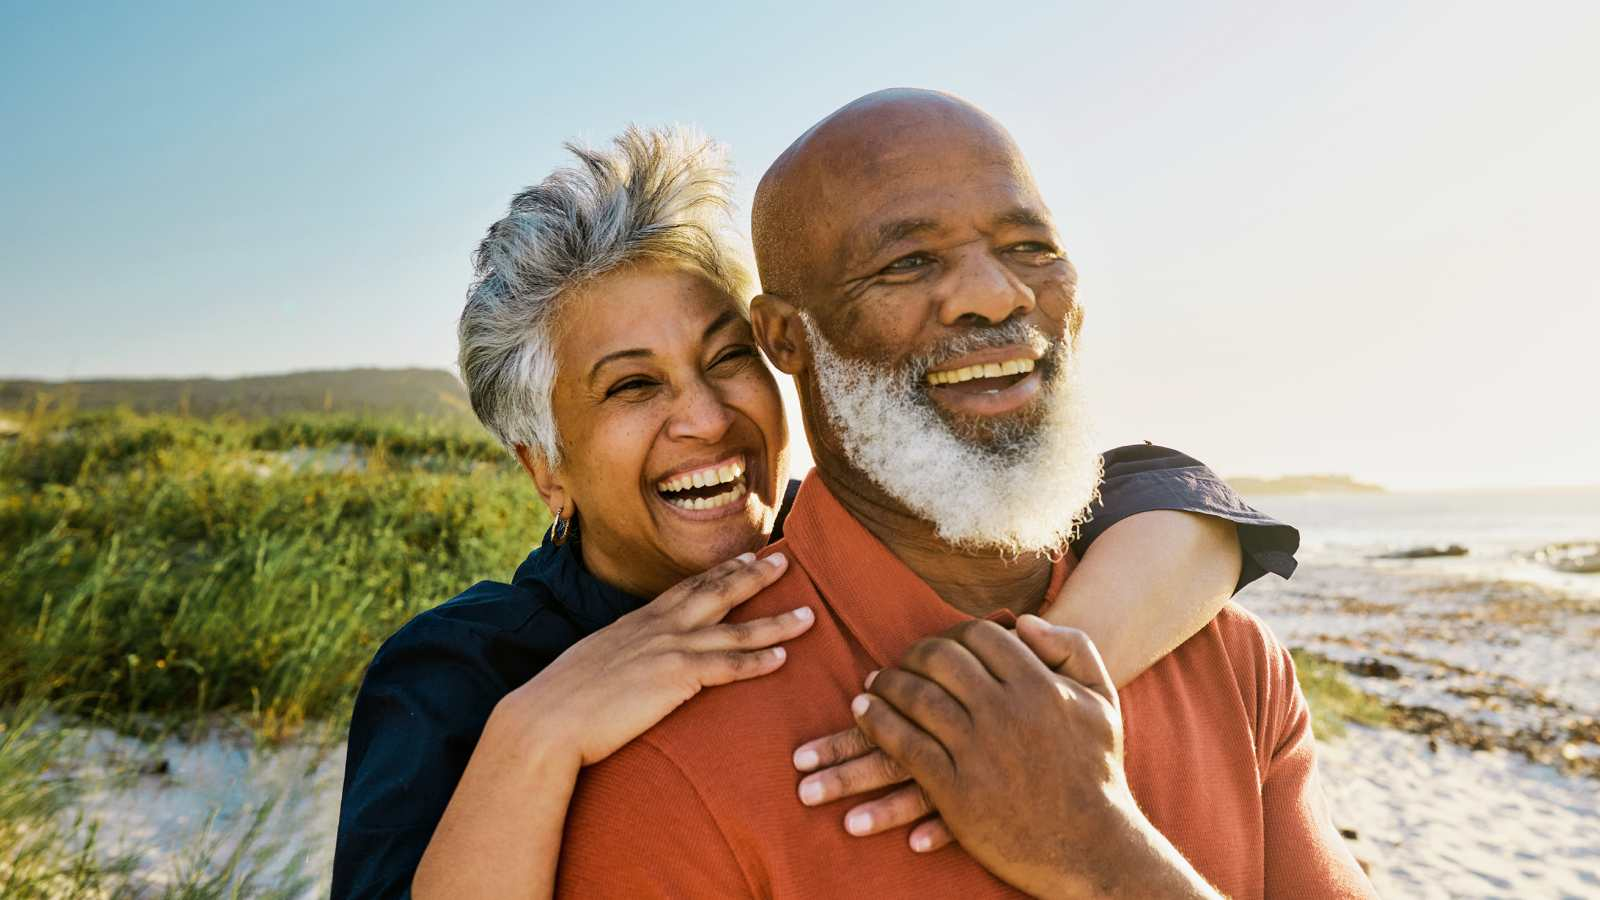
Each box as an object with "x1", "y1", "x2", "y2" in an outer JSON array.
[
  {"x1": 702, "y1": 309, "x2": 742, "y2": 340},
  {"x1": 588, "y1": 348, "x2": 652, "y2": 386}
]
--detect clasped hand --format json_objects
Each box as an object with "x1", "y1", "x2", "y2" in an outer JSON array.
[{"x1": 793, "y1": 615, "x2": 1148, "y2": 898}]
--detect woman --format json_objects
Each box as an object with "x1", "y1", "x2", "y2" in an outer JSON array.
[{"x1": 333, "y1": 127, "x2": 1297, "y2": 899}]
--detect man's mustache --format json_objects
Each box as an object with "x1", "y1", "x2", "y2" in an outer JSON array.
[{"x1": 903, "y1": 321, "x2": 1059, "y2": 380}]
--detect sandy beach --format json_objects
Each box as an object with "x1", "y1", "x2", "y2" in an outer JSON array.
[{"x1": 1318, "y1": 725, "x2": 1599, "y2": 898}]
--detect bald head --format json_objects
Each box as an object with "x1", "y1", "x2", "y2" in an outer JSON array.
[{"x1": 751, "y1": 89, "x2": 1038, "y2": 301}]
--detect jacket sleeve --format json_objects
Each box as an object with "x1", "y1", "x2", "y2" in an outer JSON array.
[
  {"x1": 331, "y1": 618, "x2": 510, "y2": 900},
  {"x1": 556, "y1": 740, "x2": 754, "y2": 898},
  {"x1": 1071, "y1": 444, "x2": 1300, "y2": 591}
]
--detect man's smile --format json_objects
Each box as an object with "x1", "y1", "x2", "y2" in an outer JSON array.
[{"x1": 921, "y1": 345, "x2": 1048, "y2": 417}]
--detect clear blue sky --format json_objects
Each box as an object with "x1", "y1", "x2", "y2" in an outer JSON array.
[{"x1": 3, "y1": 1, "x2": 1596, "y2": 489}]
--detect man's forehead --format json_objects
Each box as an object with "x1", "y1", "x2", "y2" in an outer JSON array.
[{"x1": 832, "y1": 169, "x2": 1054, "y2": 268}]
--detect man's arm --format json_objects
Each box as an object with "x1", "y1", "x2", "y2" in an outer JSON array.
[{"x1": 556, "y1": 740, "x2": 752, "y2": 898}]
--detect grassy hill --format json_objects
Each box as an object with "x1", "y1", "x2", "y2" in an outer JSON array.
[{"x1": 0, "y1": 367, "x2": 474, "y2": 422}]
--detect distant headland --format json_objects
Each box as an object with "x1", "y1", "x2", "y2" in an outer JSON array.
[
  {"x1": 1227, "y1": 474, "x2": 1385, "y2": 495},
  {"x1": 0, "y1": 368, "x2": 472, "y2": 421}
]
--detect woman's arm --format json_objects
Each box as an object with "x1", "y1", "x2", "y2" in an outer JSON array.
[
  {"x1": 788, "y1": 445, "x2": 1300, "y2": 853},
  {"x1": 1046, "y1": 509, "x2": 1240, "y2": 688},
  {"x1": 412, "y1": 703, "x2": 579, "y2": 900},
  {"x1": 407, "y1": 553, "x2": 814, "y2": 900}
]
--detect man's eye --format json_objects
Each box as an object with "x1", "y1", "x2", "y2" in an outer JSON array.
[
  {"x1": 1009, "y1": 242, "x2": 1061, "y2": 260},
  {"x1": 883, "y1": 253, "x2": 934, "y2": 273}
]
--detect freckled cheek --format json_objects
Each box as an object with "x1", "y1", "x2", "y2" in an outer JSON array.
[
  {"x1": 581, "y1": 407, "x2": 671, "y2": 495},
  {"x1": 723, "y1": 373, "x2": 785, "y2": 441}
]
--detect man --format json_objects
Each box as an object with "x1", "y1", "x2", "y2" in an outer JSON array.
[{"x1": 555, "y1": 89, "x2": 1374, "y2": 898}]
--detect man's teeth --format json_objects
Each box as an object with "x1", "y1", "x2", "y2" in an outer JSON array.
[
  {"x1": 657, "y1": 460, "x2": 745, "y2": 494},
  {"x1": 926, "y1": 358, "x2": 1035, "y2": 386},
  {"x1": 665, "y1": 481, "x2": 747, "y2": 511}
]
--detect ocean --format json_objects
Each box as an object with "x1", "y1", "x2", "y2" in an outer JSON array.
[
  {"x1": 1245, "y1": 486, "x2": 1600, "y2": 599},
  {"x1": 1237, "y1": 486, "x2": 1600, "y2": 771}
]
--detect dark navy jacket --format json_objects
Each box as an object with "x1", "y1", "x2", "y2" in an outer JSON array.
[{"x1": 332, "y1": 445, "x2": 1298, "y2": 899}]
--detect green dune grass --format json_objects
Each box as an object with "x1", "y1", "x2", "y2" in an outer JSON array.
[{"x1": 0, "y1": 408, "x2": 546, "y2": 738}]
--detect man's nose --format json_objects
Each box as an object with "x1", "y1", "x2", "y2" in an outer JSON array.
[
  {"x1": 665, "y1": 376, "x2": 736, "y2": 444},
  {"x1": 938, "y1": 250, "x2": 1036, "y2": 327}
]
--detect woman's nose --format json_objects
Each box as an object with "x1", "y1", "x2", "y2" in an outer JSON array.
[
  {"x1": 664, "y1": 378, "x2": 736, "y2": 444},
  {"x1": 938, "y1": 251, "x2": 1036, "y2": 327}
]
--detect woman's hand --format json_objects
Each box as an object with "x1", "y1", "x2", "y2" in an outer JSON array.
[
  {"x1": 793, "y1": 686, "x2": 958, "y2": 853},
  {"x1": 510, "y1": 550, "x2": 813, "y2": 768},
  {"x1": 415, "y1": 551, "x2": 811, "y2": 900}
]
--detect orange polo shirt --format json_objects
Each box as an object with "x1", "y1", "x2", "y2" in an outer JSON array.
[{"x1": 556, "y1": 474, "x2": 1373, "y2": 899}]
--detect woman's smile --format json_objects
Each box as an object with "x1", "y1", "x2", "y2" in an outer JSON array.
[{"x1": 652, "y1": 452, "x2": 758, "y2": 518}]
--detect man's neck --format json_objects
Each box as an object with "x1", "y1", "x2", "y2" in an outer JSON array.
[{"x1": 814, "y1": 460, "x2": 1054, "y2": 618}]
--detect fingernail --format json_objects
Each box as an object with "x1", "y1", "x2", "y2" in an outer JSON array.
[
  {"x1": 765, "y1": 552, "x2": 787, "y2": 568},
  {"x1": 846, "y1": 810, "x2": 873, "y2": 835},
  {"x1": 851, "y1": 694, "x2": 870, "y2": 717},
  {"x1": 793, "y1": 747, "x2": 820, "y2": 771},
  {"x1": 769, "y1": 647, "x2": 786, "y2": 662},
  {"x1": 798, "y1": 778, "x2": 824, "y2": 805},
  {"x1": 863, "y1": 669, "x2": 879, "y2": 689},
  {"x1": 792, "y1": 607, "x2": 814, "y2": 622},
  {"x1": 736, "y1": 552, "x2": 756, "y2": 563},
  {"x1": 911, "y1": 832, "x2": 932, "y2": 852}
]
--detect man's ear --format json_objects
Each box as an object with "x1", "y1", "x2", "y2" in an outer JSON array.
[
  {"x1": 751, "y1": 294, "x2": 809, "y2": 375},
  {"x1": 514, "y1": 444, "x2": 570, "y2": 519}
]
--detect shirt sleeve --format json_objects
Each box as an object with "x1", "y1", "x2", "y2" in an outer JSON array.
[
  {"x1": 1257, "y1": 637, "x2": 1379, "y2": 899},
  {"x1": 331, "y1": 618, "x2": 511, "y2": 900},
  {"x1": 1070, "y1": 444, "x2": 1300, "y2": 592},
  {"x1": 556, "y1": 740, "x2": 753, "y2": 898}
]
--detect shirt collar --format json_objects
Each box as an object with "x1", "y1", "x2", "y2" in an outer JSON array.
[{"x1": 780, "y1": 471, "x2": 1073, "y2": 667}]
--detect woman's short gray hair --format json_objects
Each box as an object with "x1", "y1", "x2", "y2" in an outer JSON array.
[{"x1": 458, "y1": 125, "x2": 752, "y2": 464}]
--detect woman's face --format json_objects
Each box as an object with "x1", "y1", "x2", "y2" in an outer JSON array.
[{"x1": 542, "y1": 261, "x2": 789, "y2": 597}]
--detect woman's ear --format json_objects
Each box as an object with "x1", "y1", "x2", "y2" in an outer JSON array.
[
  {"x1": 514, "y1": 444, "x2": 570, "y2": 519},
  {"x1": 750, "y1": 294, "x2": 809, "y2": 375}
]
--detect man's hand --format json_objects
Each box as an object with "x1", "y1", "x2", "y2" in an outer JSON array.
[{"x1": 847, "y1": 615, "x2": 1219, "y2": 900}]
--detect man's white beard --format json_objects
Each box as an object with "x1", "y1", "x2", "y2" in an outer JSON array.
[{"x1": 800, "y1": 313, "x2": 1102, "y2": 556}]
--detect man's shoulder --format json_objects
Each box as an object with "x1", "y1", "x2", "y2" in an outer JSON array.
[
  {"x1": 734, "y1": 539, "x2": 820, "y2": 618},
  {"x1": 1133, "y1": 601, "x2": 1299, "y2": 733},
  {"x1": 588, "y1": 542, "x2": 861, "y2": 789},
  {"x1": 1209, "y1": 601, "x2": 1296, "y2": 687}
]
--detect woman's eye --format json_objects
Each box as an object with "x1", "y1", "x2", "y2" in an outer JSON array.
[
  {"x1": 605, "y1": 378, "x2": 656, "y2": 398},
  {"x1": 712, "y1": 346, "x2": 757, "y2": 368}
]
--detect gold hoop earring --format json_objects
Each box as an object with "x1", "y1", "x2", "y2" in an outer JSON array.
[{"x1": 551, "y1": 504, "x2": 574, "y2": 546}]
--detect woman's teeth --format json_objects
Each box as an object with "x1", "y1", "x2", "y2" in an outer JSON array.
[
  {"x1": 656, "y1": 459, "x2": 744, "y2": 494},
  {"x1": 664, "y1": 481, "x2": 747, "y2": 511},
  {"x1": 925, "y1": 358, "x2": 1034, "y2": 386}
]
